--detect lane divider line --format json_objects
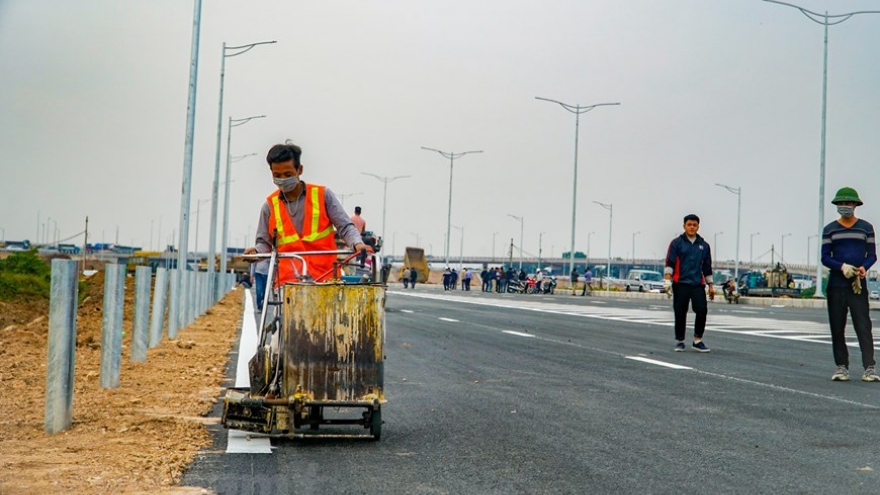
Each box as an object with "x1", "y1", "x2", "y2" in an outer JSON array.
[
  {"x1": 625, "y1": 356, "x2": 693, "y2": 370},
  {"x1": 503, "y1": 330, "x2": 536, "y2": 338},
  {"x1": 439, "y1": 317, "x2": 459, "y2": 323}
]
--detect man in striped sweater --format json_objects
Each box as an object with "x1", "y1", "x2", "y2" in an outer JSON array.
[{"x1": 821, "y1": 187, "x2": 878, "y2": 382}]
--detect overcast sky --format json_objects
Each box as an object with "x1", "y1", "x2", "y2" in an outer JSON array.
[{"x1": 2, "y1": 0, "x2": 878, "y2": 266}]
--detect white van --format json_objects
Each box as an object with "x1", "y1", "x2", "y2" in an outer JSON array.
[{"x1": 624, "y1": 270, "x2": 664, "y2": 292}]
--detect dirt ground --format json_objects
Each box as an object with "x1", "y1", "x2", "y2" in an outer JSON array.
[{"x1": 0, "y1": 271, "x2": 243, "y2": 495}]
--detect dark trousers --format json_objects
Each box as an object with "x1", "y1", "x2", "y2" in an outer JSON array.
[
  {"x1": 672, "y1": 283, "x2": 708, "y2": 341},
  {"x1": 254, "y1": 272, "x2": 268, "y2": 310},
  {"x1": 410, "y1": 276, "x2": 417, "y2": 289},
  {"x1": 827, "y1": 286, "x2": 875, "y2": 369}
]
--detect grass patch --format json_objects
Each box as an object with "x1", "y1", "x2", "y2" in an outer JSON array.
[{"x1": 0, "y1": 250, "x2": 52, "y2": 301}]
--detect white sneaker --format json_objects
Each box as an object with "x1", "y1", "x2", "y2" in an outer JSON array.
[
  {"x1": 862, "y1": 366, "x2": 879, "y2": 382},
  {"x1": 832, "y1": 366, "x2": 850, "y2": 381}
]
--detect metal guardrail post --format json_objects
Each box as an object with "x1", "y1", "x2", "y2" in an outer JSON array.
[
  {"x1": 149, "y1": 267, "x2": 168, "y2": 348},
  {"x1": 194, "y1": 271, "x2": 201, "y2": 317},
  {"x1": 168, "y1": 269, "x2": 180, "y2": 339},
  {"x1": 131, "y1": 266, "x2": 151, "y2": 362},
  {"x1": 186, "y1": 270, "x2": 195, "y2": 324},
  {"x1": 45, "y1": 259, "x2": 79, "y2": 434},
  {"x1": 100, "y1": 264, "x2": 125, "y2": 388}
]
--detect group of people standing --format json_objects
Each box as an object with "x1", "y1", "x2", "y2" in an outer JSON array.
[
  {"x1": 664, "y1": 186, "x2": 876, "y2": 382},
  {"x1": 480, "y1": 266, "x2": 527, "y2": 293},
  {"x1": 441, "y1": 267, "x2": 474, "y2": 290}
]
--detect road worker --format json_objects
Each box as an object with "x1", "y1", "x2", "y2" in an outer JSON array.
[{"x1": 244, "y1": 142, "x2": 372, "y2": 284}]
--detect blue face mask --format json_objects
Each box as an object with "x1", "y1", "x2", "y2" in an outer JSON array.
[
  {"x1": 837, "y1": 206, "x2": 855, "y2": 219},
  {"x1": 273, "y1": 176, "x2": 299, "y2": 193}
]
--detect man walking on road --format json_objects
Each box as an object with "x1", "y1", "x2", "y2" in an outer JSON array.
[
  {"x1": 821, "y1": 187, "x2": 878, "y2": 382},
  {"x1": 664, "y1": 214, "x2": 715, "y2": 352}
]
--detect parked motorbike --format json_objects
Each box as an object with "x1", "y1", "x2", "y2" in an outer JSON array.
[
  {"x1": 538, "y1": 277, "x2": 557, "y2": 294},
  {"x1": 722, "y1": 281, "x2": 740, "y2": 304},
  {"x1": 506, "y1": 280, "x2": 525, "y2": 294}
]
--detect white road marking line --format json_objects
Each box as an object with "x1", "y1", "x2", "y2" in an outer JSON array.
[
  {"x1": 390, "y1": 292, "x2": 880, "y2": 410},
  {"x1": 625, "y1": 356, "x2": 693, "y2": 370},
  {"x1": 400, "y1": 309, "x2": 414, "y2": 313},
  {"x1": 439, "y1": 317, "x2": 459, "y2": 323},
  {"x1": 227, "y1": 289, "x2": 272, "y2": 455},
  {"x1": 391, "y1": 292, "x2": 878, "y2": 350},
  {"x1": 503, "y1": 330, "x2": 536, "y2": 338}
]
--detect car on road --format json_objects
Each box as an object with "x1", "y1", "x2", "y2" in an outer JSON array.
[
  {"x1": 870, "y1": 290, "x2": 879, "y2": 301},
  {"x1": 624, "y1": 269, "x2": 665, "y2": 292}
]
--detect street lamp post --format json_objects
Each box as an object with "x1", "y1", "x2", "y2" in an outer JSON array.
[
  {"x1": 594, "y1": 201, "x2": 613, "y2": 292},
  {"x1": 362, "y1": 173, "x2": 411, "y2": 262},
  {"x1": 715, "y1": 183, "x2": 742, "y2": 283},
  {"x1": 539, "y1": 232, "x2": 546, "y2": 271},
  {"x1": 764, "y1": 0, "x2": 879, "y2": 297},
  {"x1": 586, "y1": 231, "x2": 595, "y2": 269},
  {"x1": 508, "y1": 214, "x2": 524, "y2": 271},
  {"x1": 452, "y1": 225, "x2": 464, "y2": 273},
  {"x1": 193, "y1": 198, "x2": 210, "y2": 264},
  {"x1": 536, "y1": 97, "x2": 619, "y2": 280},
  {"x1": 421, "y1": 147, "x2": 482, "y2": 268},
  {"x1": 750, "y1": 232, "x2": 761, "y2": 266},
  {"x1": 632, "y1": 231, "x2": 641, "y2": 274},
  {"x1": 208, "y1": 39, "x2": 275, "y2": 304},
  {"x1": 171, "y1": 0, "x2": 203, "y2": 338},
  {"x1": 807, "y1": 234, "x2": 819, "y2": 283},
  {"x1": 337, "y1": 192, "x2": 362, "y2": 208},
  {"x1": 781, "y1": 233, "x2": 792, "y2": 263},
  {"x1": 218, "y1": 114, "x2": 264, "y2": 301}
]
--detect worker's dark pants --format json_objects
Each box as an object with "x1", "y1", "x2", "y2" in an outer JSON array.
[
  {"x1": 254, "y1": 272, "x2": 267, "y2": 311},
  {"x1": 410, "y1": 276, "x2": 417, "y2": 289},
  {"x1": 672, "y1": 283, "x2": 708, "y2": 342},
  {"x1": 827, "y1": 286, "x2": 875, "y2": 369}
]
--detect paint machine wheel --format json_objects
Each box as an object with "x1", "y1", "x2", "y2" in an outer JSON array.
[{"x1": 370, "y1": 406, "x2": 382, "y2": 440}]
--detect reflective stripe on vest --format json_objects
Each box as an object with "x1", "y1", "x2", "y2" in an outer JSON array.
[{"x1": 269, "y1": 186, "x2": 334, "y2": 247}]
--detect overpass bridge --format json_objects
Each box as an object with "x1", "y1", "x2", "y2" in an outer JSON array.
[{"x1": 382, "y1": 254, "x2": 823, "y2": 279}]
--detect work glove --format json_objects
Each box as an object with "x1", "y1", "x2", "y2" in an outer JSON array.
[
  {"x1": 841, "y1": 263, "x2": 857, "y2": 279},
  {"x1": 853, "y1": 276, "x2": 863, "y2": 295},
  {"x1": 663, "y1": 279, "x2": 672, "y2": 297}
]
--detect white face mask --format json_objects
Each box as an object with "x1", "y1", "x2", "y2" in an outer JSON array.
[
  {"x1": 273, "y1": 176, "x2": 299, "y2": 193},
  {"x1": 837, "y1": 205, "x2": 855, "y2": 219}
]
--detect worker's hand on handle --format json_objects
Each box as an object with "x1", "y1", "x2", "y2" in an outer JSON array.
[
  {"x1": 243, "y1": 247, "x2": 258, "y2": 262},
  {"x1": 841, "y1": 263, "x2": 857, "y2": 279},
  {"x1": 354, "y1": 243, "x2": 374, "y2": 254}
]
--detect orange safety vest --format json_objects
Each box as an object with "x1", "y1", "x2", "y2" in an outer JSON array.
[{"x1": 266, "y1": 185, "x2": 338, "y2": 284}]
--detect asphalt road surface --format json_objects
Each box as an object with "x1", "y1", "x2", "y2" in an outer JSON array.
[{"x1": 183, "y1": 285, "x2": 880, "y2": 495}]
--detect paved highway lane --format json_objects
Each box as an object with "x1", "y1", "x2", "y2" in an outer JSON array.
[{"x1": 183, "y1": 287, "x2": 880, "y2": 494}]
